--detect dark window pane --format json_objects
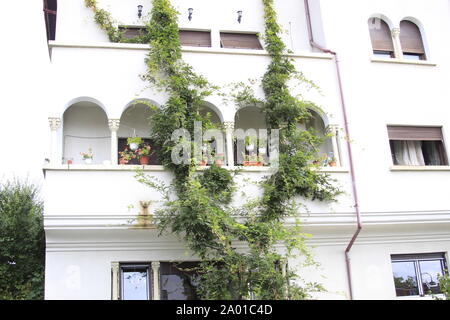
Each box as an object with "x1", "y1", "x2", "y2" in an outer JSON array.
[
  {"x1": 121, "y1": 268, "x2": 149, "y2": 300},
  {"x1": 160, "y1": 262, "x2": 200, "y2": 300},
  {"x1": 392, "y1": 261, "x2": 420, "y2": 296},
  {"x1": 419, "y1": 260, "x2": 444, "y2": 295}
]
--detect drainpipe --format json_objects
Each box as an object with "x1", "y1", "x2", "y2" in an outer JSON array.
[{"x1": 304, "y1": 0, "x2": 362, "y2": 300}]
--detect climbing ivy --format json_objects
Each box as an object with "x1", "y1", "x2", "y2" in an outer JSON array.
[{"x1": 86, "y1": 0, "x2": 341, "y2": 299}]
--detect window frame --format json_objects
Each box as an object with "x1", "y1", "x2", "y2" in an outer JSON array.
[
  {"x1": 219, "y1": 32, "x2": 263, "y2": 50},
  {"x1": 391, "y1": 253, "x2": 448, "y2": 297},
  {"x1": 387, "y1": 125, "x2": 449, "y2": 166},
  {"x1": 119, "y1": 263, "x2": 152, "y2": 300}
]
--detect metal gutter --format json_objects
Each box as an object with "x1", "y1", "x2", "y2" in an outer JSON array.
[{"x1": 304, "y1": 0, "x2": 363, "y2": 300}]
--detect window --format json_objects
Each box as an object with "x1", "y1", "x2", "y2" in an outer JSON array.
[
  {"x1": 391, "y1": 253, "x2": 447, "y2": 297},
  {"x1": 179, "y1": 30, "x2": 211, "y2": 47},
  {"x1": 368, "y1": 18, "x2": 394, "y2": 58},
  {"x1": 120, "y1": 264, "x2": 151, "y2": 300},
  {"x1": 115, "y1": 261, "x2": 200, "y2": 300},
  {"x1": 387, "y1": 126, "x2": 448, "y2": 166},
  {"x1": 160, "y1": 262, "x2": 200, "y2": 300},
  {"x1": 220, "y1": 33, "x2": 263, "y2": 50},
  {"x1": 118, "y1": 26, "x2": 146, "y2": 39},
  {"x1": 400, "y1": 21, "x2": 426, "y2": 60}
]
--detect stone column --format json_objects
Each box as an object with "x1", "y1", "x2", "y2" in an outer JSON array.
[
  {"x1": 151, "y1": 261, "x2": 160, "y2": 300},
  {"x1": 111, "y1": 262, "x2": 120, "y2": 300},
  {"x1": 48, "y1": 117, "x2": 61, "y2": 164},
  {"x1": 223, "y1": 121, "x2": 235, "y2": 167},
  {"x1": 108, "y1": 119, "x2": 120, "y2": 165},
  {"x1": 329, "y1": 125, "x2": 341, "y2": 167},
  {"x1": 391, "y1": 28, "x2": 403, "y2": 59}
]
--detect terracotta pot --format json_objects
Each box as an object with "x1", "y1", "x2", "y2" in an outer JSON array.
[
  {"x1": 119, "y1": 158, "x2": 128, "y2": 165},
  {"x1": 328, "y1": 161, "x2": 337, "y2": 167},
  {"x1": 140, "y1": 156, "x2": 150, "y2": 165},
  {"x1": 199, "y1": 160, "x2": 207, "y2": 166},
  {"x1": 243, "y1": 161, "x2": 262, "y2": 166},
  {"x1": 67, "y1": 160, "x2": 73, "y2": 165},
  {"x1": 215, "y1": 159, "x2": 223, "y2": 166}
]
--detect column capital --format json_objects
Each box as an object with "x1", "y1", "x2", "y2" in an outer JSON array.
[
  {"x1": 48, "y1": 117, "x2": 61, "y2": 131},
  {"x1": 222, "y1": 121, "x2": 235, "y2": 131},
  {"x1": 151, "y1": 261, "x2": 160, "y2": 269},
  {"x1": 391, "y1": 28, "x2": 401, "y2": 38},
  {"x1": 108, "y1": 119, "x2": 120, "y2": 132},
  {"x1": 111, "y1": 262, "x2": 120, "y2": 271}
]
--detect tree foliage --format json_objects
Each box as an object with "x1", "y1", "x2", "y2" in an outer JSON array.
[{"x1": 0, "y1": 179, "x2": 45, "y2": 300}]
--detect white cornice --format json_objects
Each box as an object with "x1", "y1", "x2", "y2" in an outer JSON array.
[{"x1": 48, "y1": 41, "x2": 333, "y2": 60}]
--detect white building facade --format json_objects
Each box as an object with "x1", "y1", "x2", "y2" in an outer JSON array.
[{"x1": 1, "y1": 0, "x2": 450, "y2": 300}]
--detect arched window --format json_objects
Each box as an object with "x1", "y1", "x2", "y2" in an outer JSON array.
[
  {"x1": 400, "y1": 20, "x2": 426, "y2": 60},
  {"x1": 368, "y1": 18, "x2": 394, "y2": 58}
]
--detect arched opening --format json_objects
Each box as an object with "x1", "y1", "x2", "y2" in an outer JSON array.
[
  {"x1": 400, "y1": 20, "x2": 426, "y2": 60},
  {"x1": 63, "y1": 101, "x2": 110, "y2": 164},
  {"x1": 199, "y1": 104, "x2": 225, "y2": 166},
  {"x1": 299, "y1": 110, "x2": 334, "y2": 165},
  {"x1": 118, "y1": 102, "x2": 159, "y2": 165},
  {"x1": 368, "y1": 17, "x2": 394, "y2": 58},
  {"x1": 234, "y1": 106, "x2": 268, "y2": 166}
]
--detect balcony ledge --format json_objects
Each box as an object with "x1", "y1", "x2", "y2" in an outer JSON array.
[
  {"x1": 42, "y1": 164, "x2": 349, "y2": 173},
  {"x1": 371, "y1": 57, "x2": 436, "y2": 66},
  {"x1": 390, "y1": 165, "x2": 450, "y2": 171},
  {"x1": 48, "y1": 41, "x2": 333, "y2": 60}
]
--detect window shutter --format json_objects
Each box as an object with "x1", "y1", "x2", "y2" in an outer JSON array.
[
  {"x1": 400, "y1": 21, "x2": 425, "y2": 55},
  {"x1": 368, "y1": 18, "x2": 394, "y2": 52},
  {"x1": 119, "y1": 26, "x2": 145, "y2": 39},
  {"x1": 220, "y1": 33, "x2": 263, "y2": 50},
  {"x1": 179, "y1": 31, "x2": 211, "y2": 47},
  {"x1": 387, "y1": 126, "x2": 443, "y2": 141}
]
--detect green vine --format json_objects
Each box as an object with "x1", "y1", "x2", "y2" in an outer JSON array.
[{"x1": 86, "y1": 0, "x2": 341, "y2": 300}]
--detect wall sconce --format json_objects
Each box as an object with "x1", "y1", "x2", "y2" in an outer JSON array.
[
  {"x1": 237, "y1": 10, "x2": 242, "y2": 23},
  {"x1": 137, "y1": 5, "x2": 143, "y2": 19},
  {"x1": 188, "y1": 8, "x2": 193, "y2": 21}
]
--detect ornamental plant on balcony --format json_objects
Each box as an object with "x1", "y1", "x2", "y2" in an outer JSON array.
[
  {"x1": 136, "y1": 144, "x2": 152, "y2": 165},
  {"x1": 118, "y1": 148, "x2": 135, "y2": 165},
  {"x1": 243, "y1": 154, "x2": 263, "y2": 166},
  {"x1": 127, "y1": 137, "x2": 143, "y2": 151},
  {"x1": 80, "y1": 148, "x2": 93, "y2": 164}
]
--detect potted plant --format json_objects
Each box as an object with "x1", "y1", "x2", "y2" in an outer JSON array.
[
  {"x1": 136, "y1": 143, "x2": 151, "y2": 165},
  {"x1": 199, "y1": 155, "x2": 209, "y2": 166},
  {"x1": 327, "y1": 152, "x2": 337, "y2": 167},
  {"x1": 127, "y1": 137, "x2": 143, "y2": 151},
  {"x1": 245, "y1": 136, "x2": 257, "y2": 152},
  {"x1": 313, "y1": 154, "x2": 328, "y2": 166},
  {"x1": 119, "y1": 148, "x2": 134, "y2": 165},
  {"x1": 80, "y1": 148, "x2": 93, "y2": 164},
  {"x1": 214, "y1": 153, "x2": 225, "y2": 166},
  {"x1": 243, "y1": 154, "x2": 263, "y2": 166}
]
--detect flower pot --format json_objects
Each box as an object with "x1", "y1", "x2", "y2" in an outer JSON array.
[
  {"x1": 328, "y1": 161, "x2": 337, "y2": 167},
  {"x1": 139, "y1": 156, "x2": 150, "y2": 165},
  {"x1": 67, "y1": 160, "x2": 73, "y2": 165},
  {"x1": 119, "y1": 158, "x2": 128, "y2": 165},
  {"x1": 243, "y1": 161, "x2": 262, "y2": 167},
  {"x1": 84, "y1": 158, "x2": 92, "y2": 164},
  {"x1": 199, "y1": 160, "x2": 207, "y2": 166},
  {"x1": 258, "y1": 147, "x2": 267, "y2": 155},
  {"x1": 129, "y1": 142, "x2": 139, "y2": 151},
  {"x1": 215, "y1": 159, "x2": 223, "y2": 166}
]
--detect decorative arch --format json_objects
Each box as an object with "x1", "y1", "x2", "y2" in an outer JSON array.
[
  {"x1": 368, "y1": 13, "x2": 394, "y2": 30},
  {"x1": 368, "y1": 15, "x2": 395, "y2": 57},
  {"x1": 200, "y1": 101, "x2": 224, "y2": 124},
  {"x1": 63, "y1": 96, "x2": 109, "y2": 118}
]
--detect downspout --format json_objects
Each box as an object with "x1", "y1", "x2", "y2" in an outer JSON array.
[{"x1": 304, "y1": 0, "x2": 362, "y2": 300}]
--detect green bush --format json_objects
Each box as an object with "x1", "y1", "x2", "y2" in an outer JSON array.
[{"x1": 0, "y1": 179, "x2": 45, "y2": 300}]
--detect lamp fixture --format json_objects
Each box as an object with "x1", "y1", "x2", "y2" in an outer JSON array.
[
  {"x1": 137, "y1": 5, "x2": 143, "y2": 19},
  {"x1": 188, "y1": 8, "x2": 193, "y2": 21},
  {"x1": 237, "y1": 10, "x2": 242, "y2": 23}
]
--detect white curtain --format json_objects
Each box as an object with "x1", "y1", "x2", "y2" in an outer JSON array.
[{"x1": 393, "y1": 141, "x2": 425, "y2": 165}]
